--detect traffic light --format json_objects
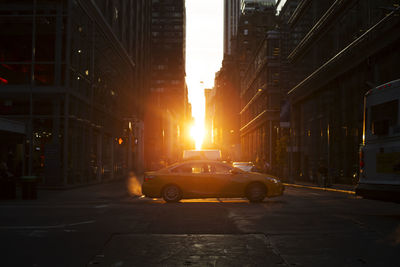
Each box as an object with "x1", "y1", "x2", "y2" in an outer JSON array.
[{"x1": 118, "y1": 137, "x2": 124, "y2": 145}]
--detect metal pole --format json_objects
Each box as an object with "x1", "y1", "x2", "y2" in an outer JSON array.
[
  {"x1": 63, "y1": 0, "x2": 72, "y2": 185},
  {"x1": 28, "y1": 0, "x2": 37, "y2": 176},
  {"x1": 53, "y1": 2, "x2": 63, "y2": 145},
  {"x1": 289, "y1": 127, "x2": 293, "y2": 183},
  {"x1": 128, "y1": 124, "x2": 132, "y2": 172},
  {"x1": 90, "y1": 15, "x2": 95, "y2": 180},
  {"x1": 110, "y1": 138, "x2": 114, "y2": 180},
  {"x1": 269, "y1": 120, "x2": 272, "y2": 172},
  {"x1": 97, "y1": 132, "x2": 102, "y2": 182},
  {"x1": 327, "y1": 122, "x2": 330, "y2": 184}
]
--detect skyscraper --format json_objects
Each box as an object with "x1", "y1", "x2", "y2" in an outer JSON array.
[
  {"x1": 145, "y1": 0, "x2": 188, "y2": 169},
  {"x1": 240, "y1": 0, "x2": 276, "y2": 14},
  {"x1": 224, "y1": 0, "x2": 241, "y2": 55},
  {"x1": 0, "y1": 0, "x2": 152, "y2": 185}
]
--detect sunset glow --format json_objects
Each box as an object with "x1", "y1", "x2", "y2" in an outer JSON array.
[
  {"x1": 190, "y1": 124, "x2": 205, "y2": 150},
  {"x1": 186, "y1": 0, "x2": 223, "y2": 149}
]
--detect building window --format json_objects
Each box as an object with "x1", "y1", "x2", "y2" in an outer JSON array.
[
  {"x1": 244, "y1": 29, "x2": 248, "y2": 35},
  {"x1": 171, "y1": 80, "x2": 180, "y2": 84}
]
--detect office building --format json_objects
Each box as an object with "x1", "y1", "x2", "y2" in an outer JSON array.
[
  {"x1": 285, "y1": 0, "x2": 400, "y2": 183},
  {"x1": 144, "y1": 0, "x2": 188, "y2": 169},
  {"x1": 224, "y1": 0, "x2": 241, "y2": 56},
  {"x1": 0, "y1": 0, "x2": 151, "y2": 185},
  {"x1": 241, "y1": 0, "x2": 276, "y2": 14}
]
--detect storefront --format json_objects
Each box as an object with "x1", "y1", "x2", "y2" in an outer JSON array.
[{"x1": 0, "y1": 118, "x2": 26, "y2": 178}]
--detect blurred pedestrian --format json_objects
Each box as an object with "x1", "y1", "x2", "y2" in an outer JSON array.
[
  {"x1": 255, "y1": 155, "x2": 261, "y2": 169},
  {"x1": 0, "y1": 157, "x2": 14, "y2": 179},
  {"x1": 310, "y1": 167, "x2": 317, "y2": 184},
  {"x1": 318, "y1": 162, "x2": 328, "y2": 187},
  {"x1": 263, "y1": 159, "x2": 270, "y2": 174},
  {"x1": 0, "y1": 160, "x2": 8, "y2": 180}
]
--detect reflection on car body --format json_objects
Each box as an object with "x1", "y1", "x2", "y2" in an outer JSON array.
[{"x1": 142, "y1": 160, "x2": 284, "y2": 203}]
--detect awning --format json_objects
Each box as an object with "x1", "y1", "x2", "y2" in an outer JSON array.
[{"x1": 0, "y1": 118, "x2": 25, "y2": 134}]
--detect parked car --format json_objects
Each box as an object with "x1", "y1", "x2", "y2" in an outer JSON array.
[{"x1": 142, "y1": 160, "x2": 284, "y2": 203}]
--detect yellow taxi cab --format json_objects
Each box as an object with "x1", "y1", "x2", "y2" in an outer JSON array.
[{"x1": 142, "y1": 160, "x2": 284, "y2": 203}]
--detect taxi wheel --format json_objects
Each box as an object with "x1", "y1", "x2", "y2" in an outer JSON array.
[
  {"x1": 246, "y1": 183, "x2": 267, "y2": 203},
  {"x1": 162, "y1": 185, "x2": 182, "y2": 203}
]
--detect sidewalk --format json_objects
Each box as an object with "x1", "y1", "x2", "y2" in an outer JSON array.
[
  {"x1": 0, "y1": 176, "x2": 143, "y2": 204},
  {"x1": 283, "y1": 181, "x2": 356, "y2": 194}
]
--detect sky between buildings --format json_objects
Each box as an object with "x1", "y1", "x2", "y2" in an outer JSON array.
[
  {"x1": 185, "y1": 0, "x2": 224, "y2": 134},
  {"x1": 185, "y1": 0, "x2": 286, "y2": 145}
]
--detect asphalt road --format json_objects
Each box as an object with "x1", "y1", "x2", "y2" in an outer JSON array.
[{"x1": 0, "y1": 180, "x2": 399, "y2": 267}]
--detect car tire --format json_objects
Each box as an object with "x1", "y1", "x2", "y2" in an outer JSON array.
[
  {"x1": 246, "y1": 183, "x2": 267, "y2": 203},
  {"x1": 162, "y1": 184, "x2": 182, "y2": 203}
]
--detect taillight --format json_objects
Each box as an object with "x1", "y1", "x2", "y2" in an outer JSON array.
[{"x1": 144, "y1": 175, "x2": 155, "y2": 182}]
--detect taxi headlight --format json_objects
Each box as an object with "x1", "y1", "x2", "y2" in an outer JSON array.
[{"x1": 270, "y1": 178, "x2": 279, "y2": 183}]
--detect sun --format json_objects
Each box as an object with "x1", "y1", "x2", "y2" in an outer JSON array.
[
  {"x1": 185, "y1": 0, "x2": 223, "y2": 151},
  {"x1": 190, "y1": 123, "x2": 204, "y2": 150},
  {"x1": 186, "y1": 78, "x2": 206, "y2": 150}
]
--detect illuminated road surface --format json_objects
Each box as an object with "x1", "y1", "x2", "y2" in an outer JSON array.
[{"x1": 0, "y1": 181, "x2": 399, "y2": 266}]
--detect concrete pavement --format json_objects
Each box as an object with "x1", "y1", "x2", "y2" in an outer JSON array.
[{"x1": 0, "y1": 179, "x2": 399, "y2": 267}]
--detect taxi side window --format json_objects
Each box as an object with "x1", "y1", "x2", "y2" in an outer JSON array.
[
  {"x1": 171, "y1": 163, "x2": 209, "y2": 174},
  {"x1": 191, "y1": 164, "x2": 209, "y2": 174},
  {"x1": 171, "y1": 164, "x2": 192, "y2": 173},
  {"x1": 210, "y1": 163, "x2": 231, "y2": 174}
]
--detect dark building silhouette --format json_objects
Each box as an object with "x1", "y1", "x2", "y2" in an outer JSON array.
[
  {"x1": 237, "y1": 3, "x2": 276, "y2": 74},
  {"x1": 241, "y1": 0, "x2": 276, "y2": 14},
  {"x1": 237, "y1": 4, "x2": 277, "y2": 165},
  {"x1": 210, "y1": 0, "x2": 277, "y2": 161},
  {"x1": 283, "y1": 0, "x2": 400, "y2": 183},
  {"x1": 144, "y1": 0, "x2": 188, "y2": 170},
  {"x1": 224, "y1": 0, "x2": 241, "y2": 56},
  {"x1": 212, "y1": 57, "x2": 241, "y2": 160},
  {"x1": 204, "y1": 88, "x2": 214, "y2": 148},
  {"x1": 208, "y1": 0, "x2": 242, "y2": 160},
  {"x1": 0, "y1": 0, "x2": 152, "y2": 185},
  {"x1": 240, "y1": 30, "x2": 280, "y2": 168}
]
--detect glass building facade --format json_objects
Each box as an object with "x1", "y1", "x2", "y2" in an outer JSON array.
[{"x1": 0, "y1": 0, "x2": 151, "y2": 185}]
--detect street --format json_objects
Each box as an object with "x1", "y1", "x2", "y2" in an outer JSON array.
[
  {"x1": 1, "y1": 1, "x2": 399, "y2": 266},
  {"x1": 0, "y1": 181, "x2": 399, "y2": 267}
]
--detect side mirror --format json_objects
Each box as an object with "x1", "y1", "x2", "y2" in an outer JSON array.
[{"x1": 251, "y1": 166, "x2": 259, "y2": 172}]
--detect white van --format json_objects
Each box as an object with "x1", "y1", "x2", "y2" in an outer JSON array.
[
  {"x1": 182, "y1": 149, "x2": 222, "y2": 161},
  {"x1": 357, "y1": 79, "x2": 400, "y2": 200}
]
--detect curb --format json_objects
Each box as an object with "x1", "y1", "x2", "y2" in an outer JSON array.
[
  {"x1": 36, "y1": 176, "x2": 130, "y2": 190},
  {"x1": 283, "y1": 183, "x2": 355, "y2": 195},
  {"x1": 38, "y1": 179, "x2": 121, "y2": 190}
]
